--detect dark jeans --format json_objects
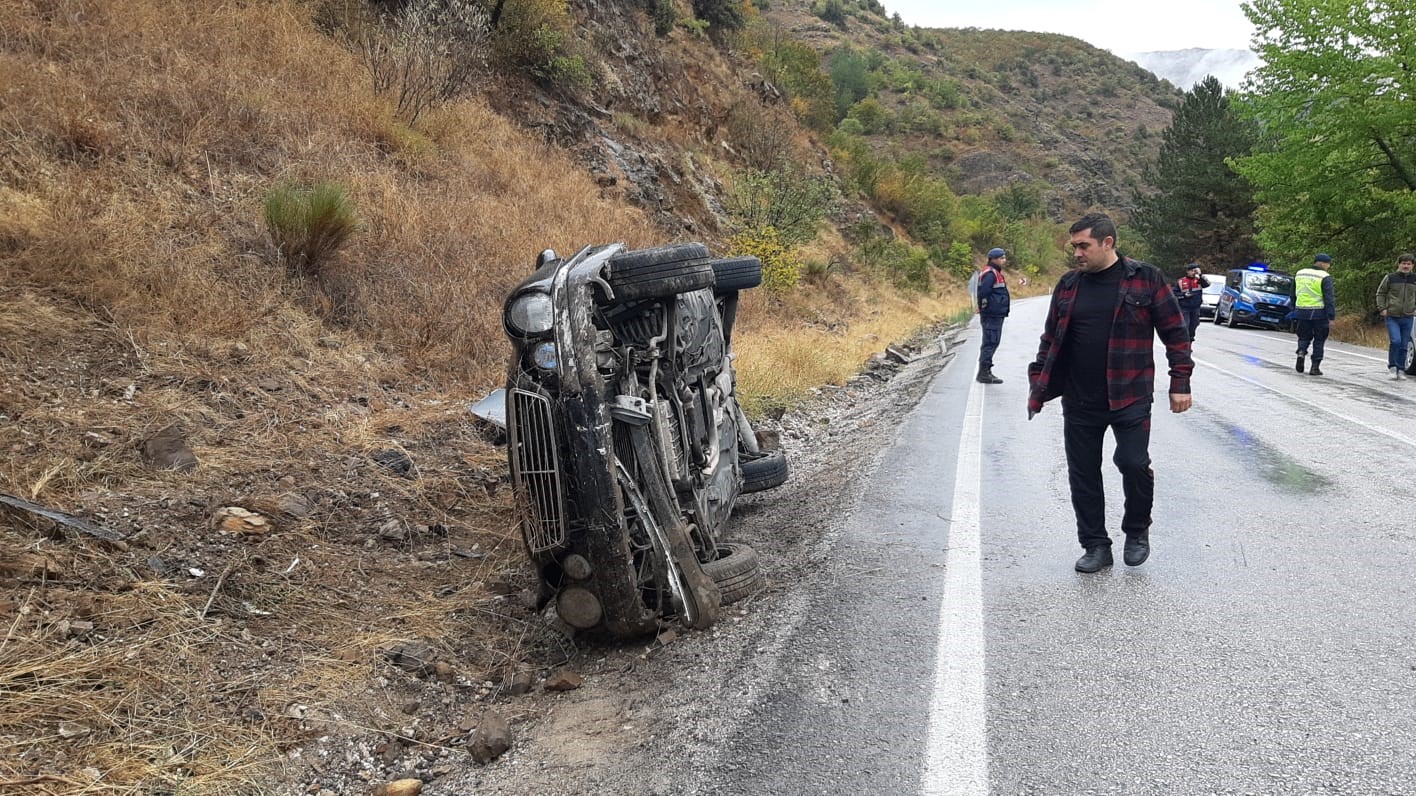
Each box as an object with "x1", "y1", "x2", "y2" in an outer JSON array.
[
  {"x1": 979, "y1": 315, "x2": 1005, "y2": 367},
  {"x1": 1062, "y1": 400, "x2": 1154, "y2": 551},
  {"x1": 1181, "y1": 307, "x2": 1201, "y2": 341},
  {"x1": 1386, "y1": 316, "x2": 1412, "y2": 369},
  {"x1": 1295, "y1": 317, "x2": 1330, "y2": 361}
]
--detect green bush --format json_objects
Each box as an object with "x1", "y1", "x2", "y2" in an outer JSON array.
[
  {"x1": 759, "y1": 39, "x2": 836, "y2": 131},
  {"x1": 848, "y1": 222, "x2": 931, "y2": 291},
  {"x1": 534, "y1": 54, "x2": 593, "y2": 89},
  {"x1": 846, "y1": 97, "x2": 888, "y2": 134},
  {"x1": 817, "y1": 0, "x2": 847, "y2": 28},
  {"x1": 487, "y1": 0, "x2": 577, "y2": 79},
  {"x1": 692, "y1": 0, "x2": 746, "y2": 31},
  {"x1": 730, "y1": 227, "x2": 802, "y2": 291},
  {"x1": 264, "y1": 182, "x2": 357, "y2": 280},
  {"x1": 835, "y1": 117, "x2": 865, "y2": 136},
  {"x1": 725, "y1": 165, "x2": 834, "y2": 247},
  {"x1": 652, "y1": 0, "x2": 676, "y2": 36}
]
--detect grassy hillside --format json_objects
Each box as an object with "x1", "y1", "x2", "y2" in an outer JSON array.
[{"x1": 762, "y1": 0, "x2": 1180, "y2": 219}]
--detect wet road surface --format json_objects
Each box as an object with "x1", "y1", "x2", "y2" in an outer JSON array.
[{"x1": 708, "y1": 297, "x2": 1416, "y2": 795}]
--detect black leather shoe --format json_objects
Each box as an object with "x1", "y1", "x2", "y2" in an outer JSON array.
[
  {"x1": 976, "y1": 367, "x2": 1003, "y2": 384},
  {"x1": 1309, "y1": 363, "x2": 1323, "y2": 376},
  {"x1": 1123, "y1": 535, "x2": 1150, "y2": 566},
  {"x1": 1295, "y1": 355, "x2": 1305, "y2": 373},
  {"x1": 1074, "y1": 546, "x2": 1114, "y2": 573}
]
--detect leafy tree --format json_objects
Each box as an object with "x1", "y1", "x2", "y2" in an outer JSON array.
[
  {"x1": 1133, "y1": 75, "x2": 1260, "y2": 273},
  {"x1": 760, "y1": 39, "x2": 836, "y2": 131},
  {"x1": 994, "y1": 181, "x2": 1043, "y2": 221},
  {"x1": 817, "y1": 0, "x2": 847, "y2": 28},
  {"x1": 828, "y1": 46, "x2": 870, "y2": 120},
  {"x1": 1232, "y1": 0, "x2": 1416, "y2": 310}
]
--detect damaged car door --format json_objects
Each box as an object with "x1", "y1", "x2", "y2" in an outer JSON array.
[{"x1": 500, "y1": 242, "x2": 788, "y2": 637}]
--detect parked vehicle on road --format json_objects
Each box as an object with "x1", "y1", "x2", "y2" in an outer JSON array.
[
  {"x1": 500, "y1": 242, "x2": 787, "y2": 637},
  {"x1": 1215, "y1": 264, "x2": 1295, "y2": 330},
  {"x1": 1198, "y1": 274, "x2": 1225, "y2": 319}
]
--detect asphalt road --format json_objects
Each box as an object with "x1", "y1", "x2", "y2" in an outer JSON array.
[
  {"x1": 448, "y1": 296, "x2": 1416, "y2": 796},
  {"x1": 705, "y1": 296, "x2": 1416, "y2": 795}
]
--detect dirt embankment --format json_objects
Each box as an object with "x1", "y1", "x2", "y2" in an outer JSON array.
[{"x1": 1, "y1": 312, "x2": 959, "y2": 795}]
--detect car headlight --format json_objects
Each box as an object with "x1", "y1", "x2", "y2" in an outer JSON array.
[
  {"x1": 531, "y1": 340, "x2": 559, "y2": 371},
  {"x1": 1240, "y1": 292, "x2": 1258, "y2": 304},
  {"x1": 506, "y1": 292, "x2": 553, "y2": 336}
]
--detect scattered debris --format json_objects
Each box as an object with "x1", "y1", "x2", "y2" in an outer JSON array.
[
  {"x1": 212, "y1": 506, "x2": 272, "y2": 538},
  {"x1": 543, "y1": 668, "x2": 583, "y2": 692},
  {"x1": 372, "y1": 449, "x2": 415, "y2": 477},
  {"x1": 0, "y1": 492, "x2": 125, "y2": 542},
  {"x1": 469, "y1": 710, "x2": 512, "y2": 764},
  {"x1": 140, "y1": 425, "x2": 198, "y2": 472}
]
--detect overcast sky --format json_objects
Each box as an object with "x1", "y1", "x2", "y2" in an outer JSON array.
[{"x1": 880, "y1": 1, "x2": 1256, "y2": 56}]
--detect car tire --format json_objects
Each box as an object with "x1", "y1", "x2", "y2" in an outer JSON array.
[
  {"x1": 1226, "y1": 309, "x2": 1239, "y2": 328},
  {"x1": 1405, "y1": 337, "x2": 1416, "y2": 375},
  {"x1": 602, "y1": 243, "x2": 714, "y2": 303},
  {"x1": 702, "y1": 543, "x2": 764, "y2": 604},
  {"x1": 741, "y1": 449, "x2": 789, "y2": 493},
  {"x1": 711, "y1": 256, "x2": 763, "y2": 293},
  {"x1": 1214, "y1": 305, "x2": 1224, "y2": 325}
]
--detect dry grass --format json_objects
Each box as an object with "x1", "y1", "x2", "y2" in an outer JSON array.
[
  {"x1": 1330, "y1": 315, "x2": 1388, "y2": 349},
  {"x1": 733, "y1": 272, "x2": 970, "y2": 412}
]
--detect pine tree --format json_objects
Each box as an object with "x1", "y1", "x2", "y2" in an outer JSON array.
[{"x1": 1133, "y1": 76, "x2": 1261, "y2": 274}]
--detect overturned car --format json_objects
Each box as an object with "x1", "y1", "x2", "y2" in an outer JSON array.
[{"x1": 500, "y1": 242, "x2": 788, "y2": 637}]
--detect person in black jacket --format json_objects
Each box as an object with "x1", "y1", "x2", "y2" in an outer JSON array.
[
  {"x1": 1174, "y1": 263, "x2": 1209, "y2": 342},
  {"x1": 976, "y1": 247, "x2": 1010, "y2": 384}
]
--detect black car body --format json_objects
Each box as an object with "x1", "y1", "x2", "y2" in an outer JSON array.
[{"x1": 501, "y1": 242, "x2": 785, "y2": 636}]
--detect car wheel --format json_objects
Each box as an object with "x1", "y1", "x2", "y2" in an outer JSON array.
[
  {"x1": 711, "y1": 256, "x2": 763, "y2": 293},
  {"x1": 602, "y1": 242, "x2": 714, "y2": 303},
  {"x1": 1405, "y1": 336, "x2": 1416, "y2": 375},
  {"x1": 741, "y1": 449, "x2": 789, "y2": 493},
  {"x1": 1214, "y1": 305, "x2": 1224, "y2": 325},
  {"x1": 1226, "y1": 309, "x2": 1239, "y2": 328},
  {"x1": 702, "y1": 543, "x2": 764, "y2": 604}
]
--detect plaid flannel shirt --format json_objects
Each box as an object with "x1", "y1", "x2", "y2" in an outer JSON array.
[{"x1": 1027, "y1": 257, "x2": 1193, "y2": 415}]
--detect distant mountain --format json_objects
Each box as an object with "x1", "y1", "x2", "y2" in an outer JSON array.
[{"x1": 1125, "y1": 48, "x2": 1261, "y2": 90}]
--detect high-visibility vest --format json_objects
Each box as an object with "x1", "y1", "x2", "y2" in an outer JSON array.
[{"x1": 1295, "y1": 268, "x2": 1327, "y2": 309}]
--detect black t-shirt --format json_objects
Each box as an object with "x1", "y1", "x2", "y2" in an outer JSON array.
[{"x1": 1063, "y1": 259, "x2": 1124, "y2": 409}]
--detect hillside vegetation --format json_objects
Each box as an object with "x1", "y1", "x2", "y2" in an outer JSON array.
[{"x1": 0, "y1": 0, "x2": 1173, "y2": 791}]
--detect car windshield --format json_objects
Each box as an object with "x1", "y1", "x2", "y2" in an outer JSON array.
[{"x1": 1245, "y1": 274, "x2": 1293, "y2": 294}]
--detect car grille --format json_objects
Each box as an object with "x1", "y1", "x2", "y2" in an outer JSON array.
[{"x1": 508, "y1": 388, "x2": 566, "y2": 553}]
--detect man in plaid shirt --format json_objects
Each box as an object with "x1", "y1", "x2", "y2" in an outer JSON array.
[{"x1": 1026, "y1": 213, "x2": 1194, "y2": 573}]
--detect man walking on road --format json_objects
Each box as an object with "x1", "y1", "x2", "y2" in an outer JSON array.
[
  {"x1": 1174, "y1": 263, "x2": 1209, "y2": 342},
  {"x1": 976, "y1": 247, "x2": 1010, "y2": 384},
  {"x1": 1294, "y1": 254, "x2": 1336, "y2": 376},
  {"x1": 1376, "y1": 253, "x2": 1416, "y2": 380},
  {"x1": 1026, "y1": 213, "x2": 1193, "y2": 573}
]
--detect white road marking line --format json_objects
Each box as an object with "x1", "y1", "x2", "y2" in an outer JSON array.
[
  {"x1": 1217, "y1": 327, "x2": 1386, "y2": 363},
  {"x1": 1193, "y1": 355, "x2": 1416, "y2": 450},
  {"x1": 922, "y1": 378, "x2": 988, "y2": 796}
]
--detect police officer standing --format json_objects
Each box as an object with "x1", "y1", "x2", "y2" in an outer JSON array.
[
  {"x1": 1294, "y1": 253, "x2": 1336, "y2": 376},
  {"x1": 976, "y1": 247, "x2": 1010, "y2": 384},
  {"x1": 1174, "y1": 263, "x2": 1209, "y2": 341}
]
